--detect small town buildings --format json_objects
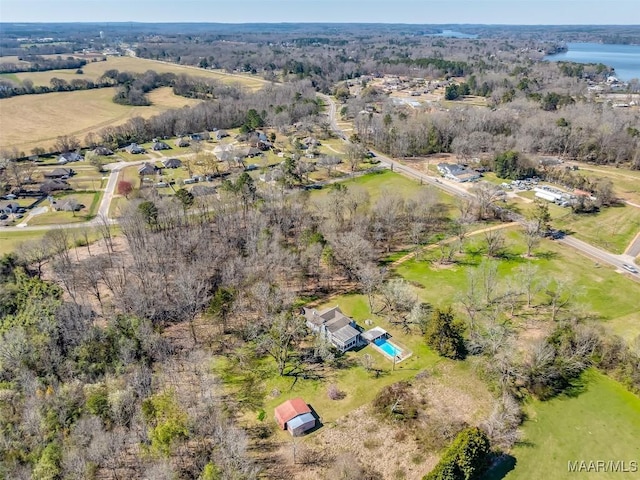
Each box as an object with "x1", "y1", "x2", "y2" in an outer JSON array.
[
  {"x1": 437, "y1": 163, "x2": 481, "y2": 183},
  {"x1": 274, "y1": 398, "x2": 316, "y2": 436},
  {"x1": 303, "y1": 306, "x2": 361, "y2": 353}
]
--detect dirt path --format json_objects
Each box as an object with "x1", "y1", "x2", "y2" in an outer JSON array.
[{"x1": 390, "y1": 222, "x2": 519, "y2": 268}]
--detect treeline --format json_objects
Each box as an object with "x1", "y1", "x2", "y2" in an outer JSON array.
[
  {"x1": 0, "y1": 55, "x2": 86, "y2": 73},
  {"x1": 352, "y1": 98, "x2": 640, "y2": 168},
  {"x1": 96, "y1": 80, "x2": 320, "y2": 148},
  {"x1": 383, "y1": 57, "x2": 470, "y2": 77},
  {"x1": 0, "y1": 67, "x2": 237, "y2": 106}
]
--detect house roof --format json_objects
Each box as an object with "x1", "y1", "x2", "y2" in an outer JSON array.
[
  {"x1": 44, "y1": 168, "x2": 72, "y2": 177},
  {"x1": 304, "y1": 305, "x2": 355, "y2": 333},
  {"x1": 274, "y1": 398, "x2": 311, "y2": 428},
  {"x1": 362, "y1": 327, "x2": 387, "y2": 342},
  {"x1": 287, "y1": 412, "x2": 315, "y2": 431},
  {"x1": 163, "y1": 158, "x2": 182, "y2": 167},
  {"x1": 332, "y1": 324, "x2": 360, "y2": 344}
]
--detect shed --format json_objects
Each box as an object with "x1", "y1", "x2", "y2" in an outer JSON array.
[
  {"x1": 287, "y1": 413, "x2": 316, "y2": 436},
  {"x1": 274, "y1": 398, "x2": 314, "y2": 435}
]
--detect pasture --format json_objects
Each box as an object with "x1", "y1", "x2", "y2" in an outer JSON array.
[
  {"x1": 396, "y1": 229, "x2": 640, "y2": 340},
  {"x1": 494, "y1": 370, "x2": 640, "y2": 480},
  {"x1": 0, "y1": 55, "x2": 267, "y2": 90},
  {"x1": 0, "y1": 87, "x2": 201, "y2": 153}
]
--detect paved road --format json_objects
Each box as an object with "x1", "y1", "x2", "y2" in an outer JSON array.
[{"x1": 320, "y1": 94, "x2": 640, "y2": 278}]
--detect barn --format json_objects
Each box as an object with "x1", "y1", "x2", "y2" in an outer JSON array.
[{"x1": 274, "y1": 398, "x2": 316, "y2": 436}]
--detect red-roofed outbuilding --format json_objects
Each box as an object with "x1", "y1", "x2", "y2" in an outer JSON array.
[{"x1": 274, "y1": 398, "x2": 315, "y2": 435}]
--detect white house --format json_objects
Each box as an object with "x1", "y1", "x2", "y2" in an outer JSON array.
[{"x1": 303, "y1": 306, "x2": 361, "y2": 352}]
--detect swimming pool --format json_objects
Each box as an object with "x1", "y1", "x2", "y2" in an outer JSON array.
[{"x1": 374, "y1": 338, "x2": 403, "y2": 358}]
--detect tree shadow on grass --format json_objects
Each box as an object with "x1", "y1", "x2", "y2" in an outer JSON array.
[
  {"x1": 559, "y1": 374, "x2": 590, "y2": 399},
  {"x1": 534, "y1": 250, "x2": 559, "y2": 261},
  {"x1": 483, "y1": 454, "x2": 517, "y2": 480}
]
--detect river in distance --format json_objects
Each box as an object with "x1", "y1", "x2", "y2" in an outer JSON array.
[{"x1": 544, "y1": 42, "x2": 640, "y2": 81}]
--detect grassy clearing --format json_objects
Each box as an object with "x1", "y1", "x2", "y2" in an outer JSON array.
[
  {"x1": 577, "y1": 165, "x2": 640, "y2": 205},
  {"x1": 5, "y1": 55, "x2": 267, "y2": 90},
  {"x1": 552, "y1": 204, "x2": 640, "y2": 254},
  {"x1": 0, "y1": 87, "x2": 201, "y2": 153},
  {"x1": 396, "y1": 229, "x2": 640, "y2": 340},
  {"x1": 311, "y1": 169, "x2": 455, "y2": 206},
  {"x1": 27, "y1": 192, "x2": 101, "y2": 226},
  {"x1": 0, "y1": 229, "x2": 48, "y2": 255},
  {"x1": 492, "y1": 370, "x2": 640, "y2": 480}
]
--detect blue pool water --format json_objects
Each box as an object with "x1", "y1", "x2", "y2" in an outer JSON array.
[{"x1": 374, "y1": 338, "x2": 403, "y2": 357}]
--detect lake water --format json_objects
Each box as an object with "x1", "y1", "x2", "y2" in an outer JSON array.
[
  {"x1": 544, "y1": 42, "x2": 640, "y2": 81},
  {"x1": 429, "y1": 30, "x2": 478, "y2": 39}
]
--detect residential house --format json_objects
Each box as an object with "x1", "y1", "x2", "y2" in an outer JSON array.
[
  {"x1": 138, "y1": 163, "x2": 159, "y2": 176},
  {"x1": 0, "y1": 201, "x2": 19, "y2": 214},
  {"x1": 40, "y1": 179, "x2": 71, "y2": 193},
  {"x1": 92, "y1": 147, "x2": 114, "y2": 156},
  {"x1": 125, "y1": 143, "x2": 145, "y2": 154},
  {"x1": 215, "y1": 130, "x2": 229, "y2": 140},
  {"x1": 162, "y1": 158, "x2": 182, "y2": 169},
  {"x1": 175, "y1": 138, "x2": 190, "y2": 148},
  {"x1": 44, "y1": 168, "x2": 74, "y2": 179},
  {"x1": 437, "y1": 163, "x2": 481, "y2": 183},
  {"x1": 274, "y1": 398, "x2": 316, "y2": 436},
  {"x1": 303, "y1": 306, "x2": 361, "y2": 353},
  {"x1": 57, "y1": 152, "x2": 83, "y2": 164},
  {"x1": 152, "y1": 141, "x2": 171, "y2": 151}
]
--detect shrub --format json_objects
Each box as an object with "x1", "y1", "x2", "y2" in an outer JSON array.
[
  {"x1": 372, "y1": 381, "x2": 418, "y2": 422},
  {"x1": 327, "y1": 383, "x2": 346, "y2": 400},
  {"x1": 423, "y1": 427, "x2": 491, "y2": 480}
]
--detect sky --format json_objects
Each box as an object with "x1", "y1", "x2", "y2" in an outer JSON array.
[{"x1": 1, "y1": 0, "x2": 639, "y2": 24}]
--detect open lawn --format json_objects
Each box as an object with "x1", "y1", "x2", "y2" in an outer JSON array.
[
  {"x1": 27, "y1": 192, "x2": 101, "y2": 226},
  {"x1": 491, "y1": 370, "x2": 640, "y2": 480},
  {"x1": 311, "y1": 169, "x2": 455, "y2": 205},
  {"x1": 552, "y1": 204, "x2": 640, "y2": 254},
  {"x1": 0, "y1": 87, "x2": 201, "y2": 153},
  {"x1": 1, "y1": 55, "x2": 267, "y2": 90},
  {"x1": 396, "y1": 229, "x2": 640, "y2": 340},
  {"x1": 0, "y1": 229, "x2": 48, "y2": 255}
]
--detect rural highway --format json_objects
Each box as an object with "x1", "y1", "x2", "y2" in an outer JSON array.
[{"x1": 319, "y1": 94, "x2": 640, "y2": 279}]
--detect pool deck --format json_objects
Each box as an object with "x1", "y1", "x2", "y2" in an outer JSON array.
[{"x1": 369, "y1": 338, "x2": 412, "y2": 363}]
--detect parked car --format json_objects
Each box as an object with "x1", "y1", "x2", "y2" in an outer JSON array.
[
  {"x1": 0, "y1": 214, "x2": 8, "y2": 220},
  {"x1": 622, "y1": 264, "x2": 639, "y2": 274},
  {"x1": 15, "y1": 214, "x2": 23, "y2": 219}
]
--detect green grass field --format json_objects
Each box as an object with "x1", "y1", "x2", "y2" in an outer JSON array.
[
  {"x1": 552, "y1": 205, "x2": 640, "y2": 255},
  {"x1": 492, "y1": 370, "x2": 640, "y2": 480},
  {"x1": 396, "y1": 229, "x2": 640, "y2": 340}
]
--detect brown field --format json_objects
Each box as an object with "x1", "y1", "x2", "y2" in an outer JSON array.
[
  {"x1": 0, "y1": 55, "x2": 267, "y2": 90},
  {"x1": 0, "y1": 87, "x2": 201, "y2": 152}
]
